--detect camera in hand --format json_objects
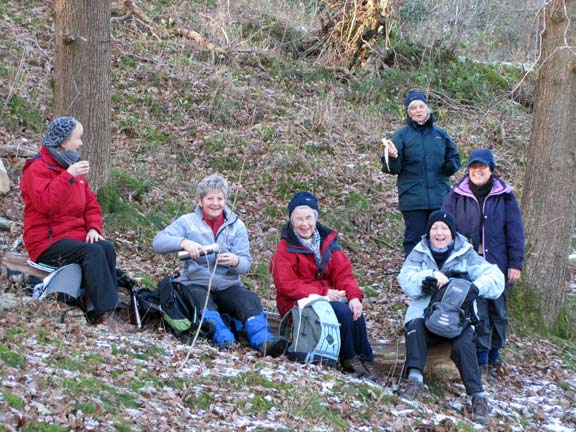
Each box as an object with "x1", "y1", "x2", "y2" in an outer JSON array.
[{"x1": 178, "y1": 243, "x2": 220, "y2": 260}]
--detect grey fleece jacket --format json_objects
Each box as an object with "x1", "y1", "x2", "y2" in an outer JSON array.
[{"x1": 152, "y1": 206, "x2": 251, "y2": 290}]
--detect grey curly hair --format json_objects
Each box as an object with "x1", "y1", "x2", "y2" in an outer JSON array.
[{"x1": 197, "y1": 174, "x2": 228, "y2": 199}]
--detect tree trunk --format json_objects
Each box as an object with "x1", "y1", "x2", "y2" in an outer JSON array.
[
  {"x1": 521, "y1": 0, "x2": 576, "y2": 328},
  {"x1": 53, "y1": 0, "x2": 112, "y2": 190}
]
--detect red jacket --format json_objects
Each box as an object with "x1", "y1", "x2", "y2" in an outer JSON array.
[
  {"x1": 20, "y1": 147, "x2": 103, "y2": 262},
  {"x1": 270, "y1": 222, "x2": 364, "y2": 316}
]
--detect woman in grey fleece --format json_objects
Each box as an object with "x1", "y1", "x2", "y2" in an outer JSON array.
[{"x1": 153, "y1": 174, "x2": 287, "y2": 356}]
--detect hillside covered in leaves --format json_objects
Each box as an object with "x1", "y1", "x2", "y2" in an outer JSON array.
[{"x1": 1, "y1": 1, "x2": 575, "y2": 431}]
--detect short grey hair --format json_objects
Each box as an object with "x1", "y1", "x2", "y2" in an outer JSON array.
[{"x1": 197, "y1": 174, "x2": 228, "y2": 199}]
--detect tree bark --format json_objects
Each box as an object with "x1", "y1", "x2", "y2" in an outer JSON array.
[
  {"x1": 53, "y1": 0, "x2": 112, "y2": 190},
  {"x1": 521, "y1": 0, "x2": 576, "y2": 328}
]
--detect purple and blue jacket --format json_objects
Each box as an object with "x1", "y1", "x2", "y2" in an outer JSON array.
[{"x1": 442, "y1": 175, "x2": 525, "y2": 283}]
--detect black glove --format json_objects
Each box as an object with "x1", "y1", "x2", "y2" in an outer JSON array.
[
  {"x1": 441, "y1": 160, "x2": 458, "y2": 176},
  {"x1": 446, "y1": 269, "x2": 470, "y2": 281},
  {"x1": 421, "y1": 276, "x2": 438, "y2": 296}
]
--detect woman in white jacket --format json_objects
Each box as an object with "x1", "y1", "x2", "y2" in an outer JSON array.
[{"x1": 397, "y1": 210, "x2": 504, "y2": 426}]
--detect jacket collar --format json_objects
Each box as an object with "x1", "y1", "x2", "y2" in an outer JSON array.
[
  {"x1": 414, "y1": 232, "x2": 471, "y2": 267},
  {"x1": 281, "y1": 221, "x2": 337, "y2": 254},
  {"x1": 453, "y1": 175, "x2": 512, "y2": 198},
  {"x1": 23, "y1": 147, "x2": 64, "y2": 173}
]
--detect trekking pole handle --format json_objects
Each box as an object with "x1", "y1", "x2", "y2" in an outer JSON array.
[{"x1": 178, "y1": 243, "x2": 220, "y2": 260}]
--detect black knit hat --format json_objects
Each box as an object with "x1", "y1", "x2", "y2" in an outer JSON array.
[
  {"x1": 43, "y1": 117, "x2": 77, "y2": 148},
  {"x1": 288, "y1": 191, "x2": 319, "y2": 217},
  {"x1": 404, "y1": 90, "x2": 428, "y2": 109},
  {"x1": 426, "y1": 210, "x2": 457, "y2": 240}
]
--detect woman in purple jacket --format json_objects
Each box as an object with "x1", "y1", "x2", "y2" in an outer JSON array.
[{"x1": 442, "y1": 149, "x2": 525, "y2": 380}]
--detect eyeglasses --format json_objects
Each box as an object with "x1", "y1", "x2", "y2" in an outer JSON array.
[{"x1": 292, "y1": 215, "x2": 315, "y2": 224}]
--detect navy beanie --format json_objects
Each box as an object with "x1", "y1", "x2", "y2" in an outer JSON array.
[
  {"x1": 288, "y1": 192, "x2": 319, "y2": 217},
  {"x1": 404, "y1": 90, "x2": 428, "y2": 109},
  {"x1": 467, "y1": 148, "x2": 495, "y2": 171},
  {"x1": 426, "y1": 210, "x2": 457, "y2": 240},
  {"x1": 43, "y1": 117, "x2": 77, "y2": 147}
]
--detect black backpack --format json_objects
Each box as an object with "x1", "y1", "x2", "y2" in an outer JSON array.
[
  {"x1": 131, "y1": 277, "x2": 215, "y2": 343},
  {"x1": 423, "y1": 278, "x2": 479, "y2": 339}
]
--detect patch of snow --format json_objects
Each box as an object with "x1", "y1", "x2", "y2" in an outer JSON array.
[{"x1": 542, "y1": 419, "x2": 575, "y2": 432}]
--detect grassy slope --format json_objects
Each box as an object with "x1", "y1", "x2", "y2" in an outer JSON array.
[{"x1": 1, "y1": 1, "x2": 575, "y2": 431}]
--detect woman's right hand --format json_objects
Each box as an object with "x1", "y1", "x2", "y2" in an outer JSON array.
[
  {"x1": 67, "y1": 160, "x2": 90, "y2": 177},
  {"x1": 180, "y1": 239, "x2": 207, "y2": 260},
  {"x1": 327, "y1": 289, "x2": 346, "y2": 301},
  {"x1": 387, "y1": 141, "x2": 398, "y2": 158}
]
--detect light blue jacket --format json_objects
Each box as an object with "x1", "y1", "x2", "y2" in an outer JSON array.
[
  {"x1": 152, "y1": 206, "x2": 251, "y2": 291},
  {"x1": 398, "y1": 233, "x2": 504, "y2": 324}
]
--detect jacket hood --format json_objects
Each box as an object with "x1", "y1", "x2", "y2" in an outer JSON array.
[{"x1": 23, "y1": 147, "x2": 62, "y2": 173}]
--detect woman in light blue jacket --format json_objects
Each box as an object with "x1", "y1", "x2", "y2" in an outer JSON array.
[
  {"x1": 397, "y1": 210, "x2": 504, "y2": 425},
  {"x1": 153, "y1": 174, "x2": 286, "y2": 356}
]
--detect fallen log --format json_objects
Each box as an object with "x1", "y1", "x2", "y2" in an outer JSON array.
[
  {"x1": 1, "y1": 252, "x2": 51, "y2": 279},
  {"x1": 0, "y1": 216, "x2": 19, "y2": 232},
  {"x1": 0, "y1": 145, "x2": 37, "y2": 159},
  {"x1": 265, "y1": 311, "x2": 458, "y2": 381}
]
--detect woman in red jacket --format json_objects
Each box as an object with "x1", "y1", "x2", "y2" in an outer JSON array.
[
  {"x1": 270, "y1": 192, "x2": 375, "y2": 379},
  {"x1": 20, "y1": 117, "x2": 131, "y2": 331}
]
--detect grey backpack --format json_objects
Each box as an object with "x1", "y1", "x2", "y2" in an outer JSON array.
[
  {"x1": 423, "y1": 278, "x2": 475, "y2": 339},
  {"x1": 32, "y1": 263, "x2": 83, "y2": 301},
  {"x1": 280, "y1": 297, "x2": 341, "y2": 366}
]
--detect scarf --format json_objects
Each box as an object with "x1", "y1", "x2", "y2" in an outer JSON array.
[
  {"x1": 46, "y1": 146, "x2": 81, "y2": 168},
  {"x1": 469, "y1": 176, "x2": 493, "y2": 211},
  {"x1": 294, "y1": 227, "x2": 322, "y2": 267},
  {"x1": 430, "y1": 240, "x2": 454, "y2": 270}
]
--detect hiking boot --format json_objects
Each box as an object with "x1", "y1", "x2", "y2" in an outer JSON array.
[
  {"x1": 472, "y1": 395, "x2": 490, "y2": 425},
  {"x1": 479, "y1": 364, "x2": 490, "y2": 385},
  {"x1": 258, "y1": 336, "x2": 289, "y2": 358},
  {"x1": 400, "y1": 377, "x2": 424, "y2": 401},
  {"x1": 480, "y1": 363, "x2": 497, "y2": 385},
  {"x1": 490, "y1": 360, "x2": 506, "y2": 378},
  {"x1": 361, "y1": 361, "x2": 379, "y2": 382},
  {"x1": 340, "y1": 356, "x2": 366, "y2": 377},
  {"x1": 97, "y1": 311, "x2": 136, "y2": 333}
]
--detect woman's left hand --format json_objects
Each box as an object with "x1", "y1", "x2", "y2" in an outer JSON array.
[
  {"x1": 217, "y1": 252, "x2": 239, "y2": 267},
  {"x1": 508, "y1": 268, "x2": 521, "y2": 285},
  {"x1": 86, "y1": 228, "x2": 104, "y2": 243},
  {"x1": 349, "y1": 298, "x2": 363, "y2": 321},
  {"x1": 433, "y1": 271, "x2": 449, "y2": 287}
]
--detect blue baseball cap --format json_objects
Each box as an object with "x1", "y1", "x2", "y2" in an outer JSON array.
[{"x1": 467, "y1": 149, "x2": 495, "y2": 170}]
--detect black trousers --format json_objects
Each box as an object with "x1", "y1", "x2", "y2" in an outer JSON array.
[
  {"x1": 37, "y1": 238, "x2": 119, "y2": 317},
  {"x1": 185, "y1": 284, "x2": 263, "y2": 322},
  {"x1": 405, "y1": 318, "x2": 483, "y2": 395},
  {"x1": 475, "y1": 292, "x2": 508, "y2": 353},
  {"x1": 401, "y1": 210, "x2": 437, "y2": 257}
]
